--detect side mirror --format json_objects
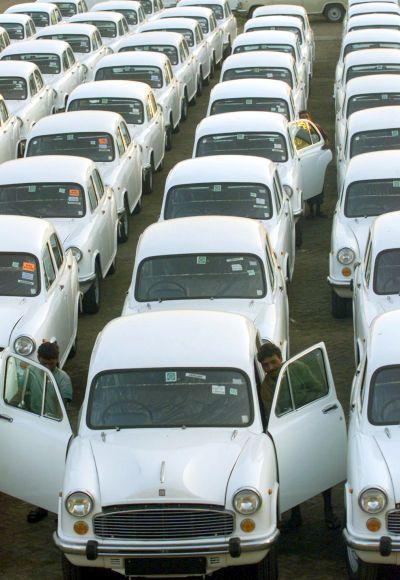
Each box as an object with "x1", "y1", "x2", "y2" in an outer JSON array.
[{"x1": 18, "y1": 139, "x2": 26, "y2": 158}]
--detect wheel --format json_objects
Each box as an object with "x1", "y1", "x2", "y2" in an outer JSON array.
[
  {"x1": 157, "y1": 155, "x2": 164, "y2": 172},
  {"x1": 331, "y1": 288, "x2": 349, "y2": 319},
  {"x1": 117, "y1": 196, "x2": 130, "y2": 243},
  {"x1": 346, "y1": 547, "x2": 378, "y2": 580},
  {"x1": 165, "y1": 124, "x2": 173, "y2": 151},
  {"x1": 107, "y1": 256, "x2": 116, "y2": 275},
  {"x1": 210, "y1": 55, "x2": 215, "y2": 79},
  {"x1": 197, "y1": 71, "x2": 203, "y2": 96},
  {"x1": 82, "y1": 261, "x2": 101, "y2": 314},
  {"x1": 61, "y1": 554, "x2": 92, "y2": 579},
  {"x1": 143, "y1": 159, "x2": 154, "y2": 194},
  {"x1": 67, "y1": 337, "x2": 77, "y2": 359},
  {"x1": 231, "y1": 546, "x2": 278, "y2": 580},
  {"x1": 181, "y1": 94, "x2": 189, "y2": 120},
  {"x1": 324, "y1": 3, "x2": 345, "y2": 22},
  {"x1": 295, "y1": 222, "x2": 302, "y2": 248},
  {"x1": 132, "y1": 195, "x2": 142, "y2": 215},
  {"x1": 190, "y1": 86, "x2": 197, "y2": 106}
]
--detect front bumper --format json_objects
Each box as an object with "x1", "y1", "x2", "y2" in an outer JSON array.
[
  {"x1": 78, "y1": 272, "x2": 95, "y2": 295},
  {"x1": 344, "y1": 528, "x2": 400, "y2": 555},
  {"x1": 327, "y1": 275, "x2": 352, "y2": 298}
]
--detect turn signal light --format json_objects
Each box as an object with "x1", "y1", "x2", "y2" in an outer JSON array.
[
  {"x1": 342, "y1": 267, "x2": 351, "y2": 277},
  {"x1": 366, "y1": 518, "x2": 381, "y2": 532},
  {"x1": 74, "y1": 521, "x2": 89, "y2": 535},
  {"x1": 240, "y1": 518, "x2": 255, "y2": 533}
]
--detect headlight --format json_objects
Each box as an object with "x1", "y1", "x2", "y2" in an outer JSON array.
[
  {"x1": 69, "y1": 246, "x2": 82, "y2": 262},
  {"x1": 233, "y1": 489, "x2": 262, "y2": 515},
  {"x1": 65, "y1": 492, "x2": 93, "y2": 517},
  {"x1": 359, "y1": 488, "x2": 387, "y2": 514},
  {"x1": 14, "y1": 336, "x2": 35, "y2": 356},
  {"x1": 337, "y1": 247, "x2": 355, "y2": 265},
  {"x1": 282, "y1": 184, "x2": 293, "y2": 198}
]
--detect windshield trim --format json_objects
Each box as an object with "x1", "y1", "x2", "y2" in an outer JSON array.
[
  {"x1": 346, "y1": 92, "x2": 400, "y2": 118},
  {"x1": 26, "y1": 131, "x2": 116, "y2": 162},
  {"x1": 196, "y1": 131, "x2": 289, "y2": 163},
  {"x1": 373, "y1": 248, "x2": 400, "y2": 295},
  {"x1": 211, "y1": 97, "x2": 289, "y2": 118},
  {"x1": 368, "y1": 364, "x2": 400, "y2": 425},
  {"x1": 0, "y1": 251, "x2": 41, "y2": 297}
]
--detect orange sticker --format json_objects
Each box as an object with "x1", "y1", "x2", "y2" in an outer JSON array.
[
  {"x1": 22, "y1": 261, "x2": 35, "y2": 272},
  {"x1": 98, "y1": 137, "x2": 108, "y2": 145},
  {"x1": 69, "y1": 189, "x2": 80, "y2": 196}
]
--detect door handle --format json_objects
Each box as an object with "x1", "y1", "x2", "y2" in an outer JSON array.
[
  {"x1": 322, "y1": 403, "x2": 338, "y2": 414},
  {"x1": 0, "y1": 413, "x2": 13, "y2": 422}
]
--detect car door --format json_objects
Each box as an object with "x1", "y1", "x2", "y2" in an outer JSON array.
[
  {"x1": 180, "y1": 39, "x2": 197, "y2": 99},
  {"x1": 165, "y1": 61, "x2": 180, "y2": 127},
  {"x1": 353, "y1": 236, "x2": 372, "y2": 360},
  {"x1": 273, "y1": 172, "x2": 294, "y2": 274},
  {"x1": 268, "y1": 342, "x2": 347, "y2": 514},
  {"x1": 93, "y1": 168, "x2": 116, "y2": 261},
  {"x1": 0, "y1": 100, "x2": 14, "y2": 161},
  {"x1": 289, "y1": 119, "x2": 332, "y2": 200},
  {"x1": 120, "y1": 121, "x2": 142, "y2": 208},
  {"x1": 87, "y1": 173, "x2": 109, "y2": 275},
  {"x1": 0, "y1": 350, "x2": 72, "y2": 512},
  {"x1": 33, "y1": 70, "x2": 53, "y2": 118}
]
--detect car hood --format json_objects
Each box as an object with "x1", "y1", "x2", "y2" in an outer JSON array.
[
  {"x1": 50, "y1": 217, "x2": 85, "y2": 247},
  {"x1": 374, "y1": 429, "x2": 400, "y2": 503},
  {"x1": 0, "y1": 298, "x2": 30, "y2": 348},
  {"x1": 346, "y1": 216, "x2": 374, "y2": 255},
  {"x1": 89, "y1": 428, "x2": 251, "y2": 506},
  {"x1": 5, "y1": 100, "x2": 25, "y2": 115}
]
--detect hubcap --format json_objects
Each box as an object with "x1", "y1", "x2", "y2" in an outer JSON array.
[{"x1": 329, "y1": 7, "x2": 341, "y2": 19}]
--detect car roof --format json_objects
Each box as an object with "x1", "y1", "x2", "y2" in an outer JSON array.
[
  {"x1": 195, "y1": 111, "x2": 288, "y2": 138},
  {"x1": 27, "y1": 110, "x2": 124, "y2": 138},
  {"x1": 37, "y1": 22, "x2": 97, "y2": 35},
  {"x1": 370, "y1": 210, "x2": 400, "y2": 255},
  {"x1": 0, "y1": 215, "x2": 54, "y2": 255},
  {"x1": 345, "y1": 151, "x2": 400, "y2": 184},
  {"x1": 91, "y1": 0, "x2": 142, "y2": 9},
  {"x1": 344, "y1": 48, "x2": 400, "y2": 67},
  {"x1": 348, "y1": 2, "x2": 400, "y2": 14},
  {"x1": 179, "y1": 0, "x2": 226, "y2": 6},
  {"x1": 347, "y1": 13, "x2": 400, "y2": 26},
  {"x1": 71, "y1": 10, "x2": 125, "y2": 21},
  {"x1": 160, "y1": 6, "x2": 213, "y2": 18},
  {"x1": 95, "y1": 50, "x2": 169, "y2": 69},
  {"x1": 222, "y1": 50, "x2": 295, "y2": 71},
  {"x1": 0, "y1": 13, "x2": 34, "y2": 23},
  {"x1": 345, "y1": 74, "x2": 400, "y2": 98},
  {"x1": 245, "y1": 15, "x2": 303, "y2": 29},
  {"x1": 342, "y1": 28, "x2": 400, "y2": 45},
  {"x1": 117, "y1": 30, "x2": 183, "y2": 47},
  {"x1": 89, "y1": 309, "x2": 257, "y2": 375},
  {"x1": 140, "y1": 17, "x2": 200, "y2": 31},
  {"x1": 368, "y1": 309, "x2": 400, "y2": 369},
  {"x1": 0, "y1": 156, "x2": 94, "y2": 183},
  {"x1": 69, "y1": 79, "x2": 152, "y2": 101},
  {"x1": 347, "y1": 105, "x2": 400, "y2": 133},
  {"x1": 6, "y1": 2, "x2": 58, "y2": 11},
  {"x1": 0, "y1": 60, "x2": 38, "y2": 76},
  {"x1": 253, "y1": 4, "x2": 307, "y2": 16},
  {"x1": 233, "y1": 30, "x2": 298, "y2": 47},
  {"x1": 209, "y1": 77, "x2": 291, "y2": 100},
  {"x1": 1, "y1": 38, "x2": 70, "y2": 55}
]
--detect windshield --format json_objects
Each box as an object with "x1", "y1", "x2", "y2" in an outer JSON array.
[
  {"x1": 119, "y1": 44, "x2": 178, "y2": 66},
  {"x1": 25, "y1": 11, "x2": 49, "y2": 27},
  {"x1": 55, "y1": 2, "x2": 77, "y2": 16},
  {"x1": 135, "y1": 253, "x2": 266, "y2": 301},
  {"x1": 350, "y1": 128, "x2": 400, "y2": 158},
  {"x1": 159, "y1": 27, "x2": 193, "y2": 46},
  {"x1": 350, "y1": 24, "x2": 400, "y2": 31},
  {"x1": 344, "y1": 41, "x2": 400, "y2": 57},
  {"x1": 95, "y1": 64, "x2": 163, "y2": 88},
  {"x1": 27, "y1": 132, "x2": 115, "y2": 162},
  {"x1": 0, "y1": 22, "x2": 25, "y2": 39},
  {"x1": 88, "y1": 368, "x2": 252, "y2": 429},
  {"x1": 41, "y1": 33, "x2": 91, "y2": 53},
  {"x1": 196, "y1": 132, "x2": 288, "y2": 162},
  {"x1": 223, "y1": 66, "x2": 293, "y2": 87},
  {"x1": 139, "y1": 0, "x2": 153, "y2": 14},
  {"x1": 345, "y1": 179, "x2": 400, "y2": 217},
  {"x1": 347, "y1": 63, "x2": 400, "y2": 81},
  {"x1": 369, "y1": 366, "x2": 400, "y2": 425},
  {"x1": 115, "y1": 9, "x2": 137, "y2": 24},
  {"x1": 165, "y1": 182, "x2": 273, "y2": 220},
  {"x1": 0, "y1": 77, "x2": 27, "y2": 100},
  {"x1": 82, "y1": 20, "x2": 117, "y2": 37},
  {"x1": 234, "y1": 43, "x2": 296, "y2": 59},
  {"x1": 211, "y1": 97, "x2": 290, "y2": 118},
  {"x1": 2, "y1": 53, "x2": 61, "y2": 75},
  {"x1": 69, "y1": 97, "x2": 144, "y2": 124},
  {"x1": 0, "y1": 253, "x2": 40, "y2": 297},
  {"x1": 198, "y1": 3, "x2": 223, "y2": 19},
  {"x1": 248, "y1": 25, "x2": 301, "y2": 42},
  {"x1": 189, "y1": 15, "x2": 208, "y2": 33},
  {"x1": 374, "y1": 249, "x2": 400, "y2": 294},
  {"x1": 0, "y1": 182, "x2": 86, "y2": 218},
  {"x1": 347, "y1": 92, "x2": 400, "y2": 116}
]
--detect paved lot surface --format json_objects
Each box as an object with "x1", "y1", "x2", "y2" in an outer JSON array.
[{"x1": 1, "y1": 13, "x2": 399, "y2": 580}]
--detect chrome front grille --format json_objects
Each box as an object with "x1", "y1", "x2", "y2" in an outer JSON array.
[
  {"x1": 93, "y1": 506, "x2": 235, "y2": 540},
  {"x1": 387, "y1": 510, "x2": 400, "y2": 534}
]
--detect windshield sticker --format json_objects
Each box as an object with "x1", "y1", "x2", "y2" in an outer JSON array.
[
  {"x1": 185, "y1": 372, "x2": 206, "y2": 380},
  {"x1": 237, "y1": 133, "x2": 244, "y2": 139},
  {"x1": 248, "y1": 269, "x2": 255, "y2": 276},
  {"x1": 197, "y1": 256, "x2": 207, "y2": 265},
  {"x1": 257, "y1": 289, "x2": 263, "y2": 295},
  {"x1": 250, "y1": 192, "x2": 257, "y2": 197},
  {"x1": 241, "y1": 415, "x2": 248, "y2": 423},
  {"x1": 101, "y1": 98, "x2": 109, "y2": 104},
  {"x1": 68, "y1": 196, "x2": 79, "y2": 203},
  {"x1": 165, "y1": 371, "x2": 177, "y2": 382},
  {"x1": 67, "y1": 134, "x2": 74, "y2": 140},
  {"x1": 90, "y1": 140, "x2": 96, "y2": 145},
  {"x1": 393, "y1": 180, "x2": 400, "y2": 187},
  {"x1": 22, "y1": 271, "x2": 34, "y2": 281},
  {"x1": 274, "y1": 143, "x2": 282, "y2": 149},
  {"x1": 98, "y1": 137, "x2": 108, "y2": 144},
  {"x1": 249, "y1": 260, "x2": 257, "y2": 265},
  {"x1": 213, "y1": 184, "x2": 221, "y2": 192},
  {"x1": 12, "y1": 261, "x2": 19, "y2": 268},
  {"x1": 211, "y1": 385, "x2": 225, "y2": 395},
  {"x1": 59, "y1": 187, "x2": 66, "y2": 193},
  {"x1": 231, "y1": 263, "x2": 242, "y2": 271},
  {"x1": 264, "y1": 212, "x2": 269, "y2": 217},
  {"x1": 22, "y1": 261, "x2": 35, "y2": 272},
  {"x1": 392, "y1": 130, "x2": 399, "y2": 137},
  {"x1": 229, "y1": 387, "x2": 238, "y2": 396},
  {"x1": 256, "y1": 198, "x2": 265, "y2": 205},
  {"x1": 245, "y1": 98, "x2": 252, "y2": 104},
  {"x1": 28, "y1": 185, "x2": 36, "y2": 192},
  {"x1": 382, "y1": 94, "x2": 388, "y2": 100},
  {"x1": 69, "y1": 188, "x2": 80, "y2": 196}
]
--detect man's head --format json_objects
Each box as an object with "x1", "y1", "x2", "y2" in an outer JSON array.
[
  {"x1": 257, "y1": 342, "x2": 282, "y2": 378},
  {"x1": 38, "y1": 341, "x2": 59, "y2": 371}
]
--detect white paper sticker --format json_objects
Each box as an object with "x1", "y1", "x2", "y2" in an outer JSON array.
[
  {"x1": 59, "y1": 188, "x2": 66, "y2": 193},
  {"x1": 185, "y1": 372, "x2": 206, "y2": 380},
  {"x1": 248, "y1": 269, "x2": 255, "y2": 276},
  {"x1": 12, "y1": 261, "x2": 19, "y2": 268},
  {"x1": 232, "y1": 378, "x2": 243, "y2": 385},
  {"x1": 256, "y1": 198, "x2": 265, "y2": 205},
  {"x1": 392, "y1": 130, "x2": 399, "y2": 137},
  {"x1": 212, "y1": 385, "x2": 225, "y2": 395},
  {"x1": 241, "y1": 415, "x2": 248, "y2": 423},
  {"x1": 257, "y1": 289, "x2": 263, "y2": 295},
  {"x1": 28, "y1": 185, "x2": 36, "y2": 192},
  {"x1": 197, "y1": 256, "x2": 207, "y2": 265},
  {"x1": 67, "y1": 134, "x2": 74, "y2": 140},
  {"x1": 165, "y1": 371, "x2": 177, "y2": 382},
  {"x1": 237, "y1": 133, "x2": 244, "y2": 140},
  {"x1": 22, "y1": 271, "x2": 34, "y2": 281},
  {"x1": 231, "y1": 263, "x2": 242, "y2": 271},
  {"x1": 226, "y1": 257, "x2": 243, "y2": 262},
  {"x1": 245, "y1": 98, "x2": 252, "y2": 104},
  {"x1": 250, "y1": 192, "x2": 257, "y2": 197},
  {"x1": 274, "y1": 144, "x2": 282, "y2": 149},
  {"x1": 229, "y1": 387, "x2": 238, "y2": 396},
  {"x1": 249, "y1": 260, "x2": 257, "y2": 265},
  {"x1": 393, "y1": 180, "x2": 400, "y2": 187}
]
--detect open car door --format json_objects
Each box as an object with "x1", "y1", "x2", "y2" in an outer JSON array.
[
  {"x1": 289, "y1": 119, "x2": 333, "y2": 200},
  {"x1": 0, "y1": 350, "x2": 72, "y2": 513},
  {"x1": 267, "y1": 342, "x2": 347, "y2": 514}
]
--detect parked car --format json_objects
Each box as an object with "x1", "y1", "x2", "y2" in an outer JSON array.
[
  {"x1": 36, "y1": 23, "x2": 110, "y2": 80},
  {"x1": 344, "y1": 13, "x2": 400, "y2": 34},
  {"x1": 220, "y1": 51, "x2": 307, "y2": 113},
  {"x1": 92, "y1": 51, "x2": 180, "y2": 146},
  {"x1": 136, "y1": 0, "x2": 164, "y2": 20},
  {"x1": 329, "y1": 151, "x2": 400, "y2": 318},
  {"x1": 348, "y1": 0, "x2": 397, "y2": 6},
  {"x1": 345, "y1": 2, "x2": 400, "y2": 28},
  {"x1": 0, "y1": 215, "x2": 79, "y2": 365},
  {"x1": 25, "y1": 111, "x2": 143, "y2": 242},
  {"x1": 207, "y1": 77, "x2": 296, "y2": 119},
  {"x1": 116, "y1": 31, "x2": 198, "y2": 109},
  {"x1": 159, "y1": 155, "x2": 296, "y2": 280},
  {"x1": 236, "y1": 0, "x2": 347, "y2": 23},
  {"x1": 0, "y1": 156, "x2": 118, "y2": 314},
  {"x1": 344, "y1": 308, "x2": 400, "y2": 579},
  {"x1": 51, "y1": 0, "x2": 88, "y2": 20},
  {"x1": 69, "y1": 11, "x2": 131, "y2": 51},
  {"x1": 90, "y1": 0, "x2": 146, "y2": 32},
  {"x1": 0, "y1": 14, "x2": 36, "y2": 43},
  {"x1": 67, "y1": 80, "x2": 165, "y2": 185},
  {"x1": 0, "y1": 96, "x2": 22, "y2": 161},
  {"x1": 0, "y1": 26, "x2": 11, "y2": 53},
  {"x1": 1, "y1": 39, "x2": 86, "y2": 112},
  {"x1": 5, "y1": 2, "x2": 62, "y2": 28}
]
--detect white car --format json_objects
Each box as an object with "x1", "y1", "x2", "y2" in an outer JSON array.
[
  {"x1": 116, "y1": 31, "x2": 198, "y2": 109},
  {"x1": 353, "y1": 210, "x2": 400, "y2": 364},
  {"x1": 344, "y1": 1, "x2": 400, "y2": 24},
  {"x1": 344, "y1": 309, "x2": 400, "y2": 579},
  {"x1": 159, "y1": 155, "x2": 296, "y2": 280},
  {"x1": 0, "y1": 61, "x2": 55, "y2": 140},
  {"x1": 36, "y1": 23, "x2": 111, "y2": 80},
  {"x1": 5, "y1": 2, "x2": 62, "y2": 28},
  {"x1": 0, "y1": 156, "x2": 118, "y2": 314},
  {"x1": 0, "y1": 95, "x2": 22, "y2": 161},
  {"x1": 329, "y1": 150, "x2": 400, "y2": 318},
  {"x1": 67, "y1": 80, "x2": 165, "y2": 186},
  {"x1": 92, "y1": 52, "x2": 180, "y2": 147},
  {"x1": 51, "y1": 0, "x2": 88, "y2": 20},
  {"x1": 0, "y1": 14, "x2": 37, "y2": 43},
  {"x1": 90, "y1": 0, "x2": 146, "y2": 32},
  {"x1": 348, "y1": 0, "x2": 397, "y2": 6},
  {"x1": 179, "y1": 0, "x2": 236, "y2": 55},
  {"x1": 1, "y1": 39, "x2": 86, "y2": 112},
  {"x1": 157, "y1": 6, "x2": 223, "y2": 69},
  {"x1": 25, "y1": 111, "x2": 143, "y2": 242},
  {"x1": 220, "y1": 52, "x2": 307, "y2": 113},
  {"x1": 0, "y1": 27, "x2": 11, "y2": 53},
  {"x1": 344, "y1": 13, "x2": 400, "y2": 33},
  {"x1": 136, "y1": 0, "x2": 164, "y2": 20},
  {"x1": 335, "y1": 74, "x2": 400, "y2": 155},
  {"x1": 0, "y1": 215, "x2": 79, "y2": 365},
  {"x1": 207, "y1": 78, "x2": 296, "y2": 120},
  {"x1": 0, "y1": 309, "x2": 347, "y2": 579},
  {"x1": 192, "y1": 112, "x2": 332, "y2": 246},
  {"x1": 69, "y1": 11, "x2": 131, "y2": 51},
  {"x1": 139, "y1": 17, "x2": 212, "y2": 89}
]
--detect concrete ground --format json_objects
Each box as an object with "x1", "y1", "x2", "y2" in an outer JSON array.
[{"x1": 0, "y1": 13, "x2": 399, "y2": 580}]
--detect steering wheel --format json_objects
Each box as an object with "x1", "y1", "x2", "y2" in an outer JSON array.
[
  {"x1": 147, "y1": 280, "x2": 188, "y2": 299},
  {"x1": 102, "y1": 400, "x2": 153, "y2": 424},
  {"x1": 380, "y1": 399, "x2": 400, "y2": 422}
]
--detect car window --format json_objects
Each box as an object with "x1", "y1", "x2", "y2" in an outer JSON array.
[
  {"x1": 223, "y1": 66, "x2": 293, "y2": 87},
  {"x1": 62, "y1": 50, "x2": 70, "y2": 71},
  {"x1": 67, "y1": 47, "x2": 76, "y2": 65},
  {"x1": 195, "y1": 26, "x2": 202, "y2": 44},
  {"x1": 118, "y1": 20, "x2": 124, "y2": 36},
  {"x1": 28, "y1": 74, "x2": 37, "y2": 96},
  {"x1": 115, "y1": 127, "x2": 126, "y2": 155},
  {"x1": 273, "y1": 176, "x2": 281, "y2": 213},
  {"x1": 368, "y1": 365, "x2": 400, "y2": 425},
  {"x1": 0, "y1": 252, "x2": 40, "y2": 296},
  {"x1": 290, "y1": 119, "x2": 321, "y2": 151},
  {"x1": 91, "y1": 33, "x2": 98, "y2": 50},
  {"x1": 28, "y1": 132, "x2": 115, "y2": 163},
  {"x1": 120, "y1": 122, "x2": 131, "y2": 146},
  {"x1": 1, "y1": 22, "x2": 25, "y2": 40},
  {"x1": 211, "y1": 96, "x2": 290, "y2": 118},
  {"x1": 234, "y1": 42, "x2": 295, "y2": 59},
  {"x1": 95, "y1": 64, "x2": 163, "y2": 89},
  {"x1": 373, "y1": 249, "x2": 400, "y2": 294},
  {"x1": 345, "y1": 178, "x2": 400, "y2": 217},
  {"x1": 33, "y1": 70, "x2": 44, "y2": 90},
  {"x1": 50, "y1": 233, "x2": 64, "y2": 270},
  {"x1": 146, "y1": 98, "x2": 154, "y2": 120},
  {"x1": 196, "y1": 131, "x2": 288, "y2": 162},
  {"x1": 364, "y1": 238, "x2": 372, "y2": 285},
  {"x1": 0, "y1": 182, "x2": 86, "y2": 218},
  {"x1": 0, "y1": 100, "x2": 8, "y2": 124},
  {"x1": 50, "y1": 11, "x2": 57, "y2": 24},
  {"x1": 43, "y1": 243, "x2": 57, "y2": 290},
  {"x1": 265, "y1": 241, "x2": 275, "y2": 289},
  {"x1": 56, "y1": 2, "x2": 77, "y2": 17},
  {"x1": 179, "y1": 42, "x2": 186, "y2": 62},
  {"x1": 87, "y1": 176, "x2": 99, "y2": 211},
  {"x1": 0, "y1": 33, "x2": 6, "y2": 51},
  {"x1": 68, "y1": 96, "x2": 144, "y2": 125}
]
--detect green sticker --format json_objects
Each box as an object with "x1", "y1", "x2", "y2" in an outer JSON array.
[
  {"x1": 197, "y1": 256, "x2": 207, "y2": 265},
  {"x1": 165, "y1": 371, "x2": 177, "y2": 382},
  {"x1": 28, "y1": 185, "x2": 36, "y2": 192},
  {"x1": 392, "y1": 130, "x2": 399, "y2": 137},
  {"x1": 393, "y1": 181, "x2": 400, "y2": 187},
  {"x1": 237, "y1": 134, "x2": 244, "y2": 140},
  {"x1": 67, "y1": 134, "x2": 74, "y2": 140},
  {"x1": 213, "y1": 184, "x2": 221, "y2": 192},
  {"x1": 248, "y1": 269, "x2": 255, "y2": 276}
]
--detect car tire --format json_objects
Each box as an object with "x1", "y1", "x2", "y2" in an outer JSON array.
[
  {"x1": 117, "y1": 196, "x2": 130, "y2": 243},
  {"x1": 324, "y1": 3, "x2": 345, "y2": 22},
  {"x1": 231, "y1": 546, "x2": 278, "y2": 580},
  {"x1": 331, "y1": 288, "x2": 349, "y2": 319},
  {"x1": 82, "y1": 261, "x2": 101, "y2": 314},
  {"x1": 133, "y1": 195, "x2": 142, "y2": 215},
  {"x1": 346, "y1": 547, "x2": 378, "y2": 580},
  {"x1": 295, "y1": 222, "x2": 303, "y2": 248},
  {"x1": 143, "y1": 159, "x2": 154, "y2": 194},
  {"x1": 165, "y1": 124, "x2": 173, "y2": 151},
  {"x1": 181, "y1": 94, "x2": 189, "y2": 119},
  {"x1": 157, "y1": 156, "x2": 164, "y2": 172},
  {"x1": 67, "y1": 337, "x2": 77, "y2": 359},
  {"x1": 107, "y1": 256, "x2": 117, "y2": 275},
  {"x1": 61, "y1": 555, "x2": 91, "y2": 579},
  {"x1": 197, "y1": 70, "x2": 203, "y2": 96}
]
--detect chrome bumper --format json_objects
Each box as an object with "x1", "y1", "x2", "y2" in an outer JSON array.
[{"x1": 344, "y1": 529, "x2": 400, "y2": 554}]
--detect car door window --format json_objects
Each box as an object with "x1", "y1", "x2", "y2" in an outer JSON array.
[
  {"x1": 195, "y1": 26, "x2": 201, "y2": 44},
  {"x1": 0, "y1": 100, "x2": 8, "y2": 124},
  {"x1": 120, "y1": 122, "x2": 131, "y2": 146},
  {"x1": 265, "y1": 242, "x2": 276, "y2": 290},
  {"x1": 150, "y1": 93, "x2": 157, "y2": 116},
  {"x1": 273, "y1": 176, "x2": 281, "y2": 213},
  {"x1": 96, "y1": 31, "x2": 103, "y2": 48},
  {"x1": 92, "y1": 169, "x2": 105, "y2": 198},
  {"x1": 364, "y1": 239, "x2": 372, "y2": 285},
  {"x1": 290, "y1": 119, "x2": 316, "y2": 150},
  {"x1": 146, "y1": 98, "x2": 154, "y2": 121},
  {"x1": 34, "y1": 70, "x2": 44, "y2": 89},
  {"x1": 87, "y1": 177, "x2": 98, "y2": 211},
  {"x1": 115, "y1": 128, "x2": 126, "y2": 156},
  {"x1": 62, "y1": 51, "x2": 70, "y2": 71},
  {"x1": 179, "y1": 42, "x2": 186, "y2": 63},
  {"x1": 29, "y1": 74, "x2": 37, "y2": 96},
  {"x1": 43, "y1": 243, "x2": 57, "y2": 289},
  {"x1": 122, "y1": 18, "x2": 128, "y2": 33},
  {"x1": 50, "y1": 233, "x2": 64, "y2": 269},
  {"x1": 67, "y1": 47, "x2": 76, "y2": 65},
  {"x1": 50, "y1": 11, "x2": 57, "y2": 25},
  {"x1": 118, "y1": 20, "x2": 124, "y2": 36}
]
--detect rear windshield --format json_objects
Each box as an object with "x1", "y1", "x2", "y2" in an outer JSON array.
[
  {"x1": 350, "y1": 24, "x2": 400, "y2": 32},
  {"x1": 350, "y1": 128, "x2": 400, "y2": 158},
  {"x1": 247, "y1": 25, "x2": 301, "y2": 42},
  {"x1": 119, "y1": 44, "x2": 178, "y2": 65},
  {"x1": 0, "y1": 182, "x2": 85, "y2": 218},
  {"x1": 41, "y1": 33, "x2": 91, "y2": 53},
  {"x1": 347, "y1": 63, "x2": 400, "y2": 81},
  {"x1": 196, "y1": 132, "x2": 288, "y2": 162},
  {"x1": 159, "y1": 27, "x2": 193, "y2": 46},
  {"x1": 190, "y1": 15, "x2": 208, "y2": 33},
  {"x1": 223, "y1": 66, "x2": 293, "y2": 87},
  {"x1": 139, "y1": 0, "x2": 153, "y2": 14},
  {"x1": 347, "y1": 92, "x2": 400, "y2": 117},
  {"x1": 55, "y1": 2, "x2": 77, "y2": 16},
  {"x1": 374, "y1": 249, "x2": 400, "y2": 294},
  {"x1": 369, "y1": 365, "x2": 400, "y2": 425},
  {"x1": 0, "y1": 77, "x2": 27, "y2": 100},
  {"x1": 0, "y1": 253, "x2": 40, "y2": 297},
  {"x1": 135, "y1": 253, "x2": 266, "y2": 301},
  {"x1": 345, "y1": 178, "x2": 400, "y2": 217},
  {"x1": 114, "y1": 8, "x2": 137, "y2": 25},
  {"x1": 82, "y1": 20, "x2": 117, "y2": 37},
  {"x1": 25, "y1": 11, "x2": 49, "y2": 27},
  {"x1": 164, "y1": 182, "x2": 273, "y2": 220},
  {"x1": 2, "y1": 53, "x2": 61, "y2": 75},
  {"x1": 234, "y1": 42, "x2": 295, "y2": 59},
  {"x1": 68, "y1": 97, "x2": 144, "y2": 124},
  {"x1": 211, "y1": 97, "x2": 289, "y2": 118},
  {"x1": 27, "y1": 132, "x2": 115, "y2": 162},
  {"x1": 198, "y1": 4, "x2": 223, "y2": 19},
  {"x1": 0, "y1": 22, "x2": 25, "y2": 39},
  {"x1": 95, "y1": 64, "x2": 163, "y2": 88},
  {"x1": 344, "y1": 41, "x2": 400, "y2": 57}
]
